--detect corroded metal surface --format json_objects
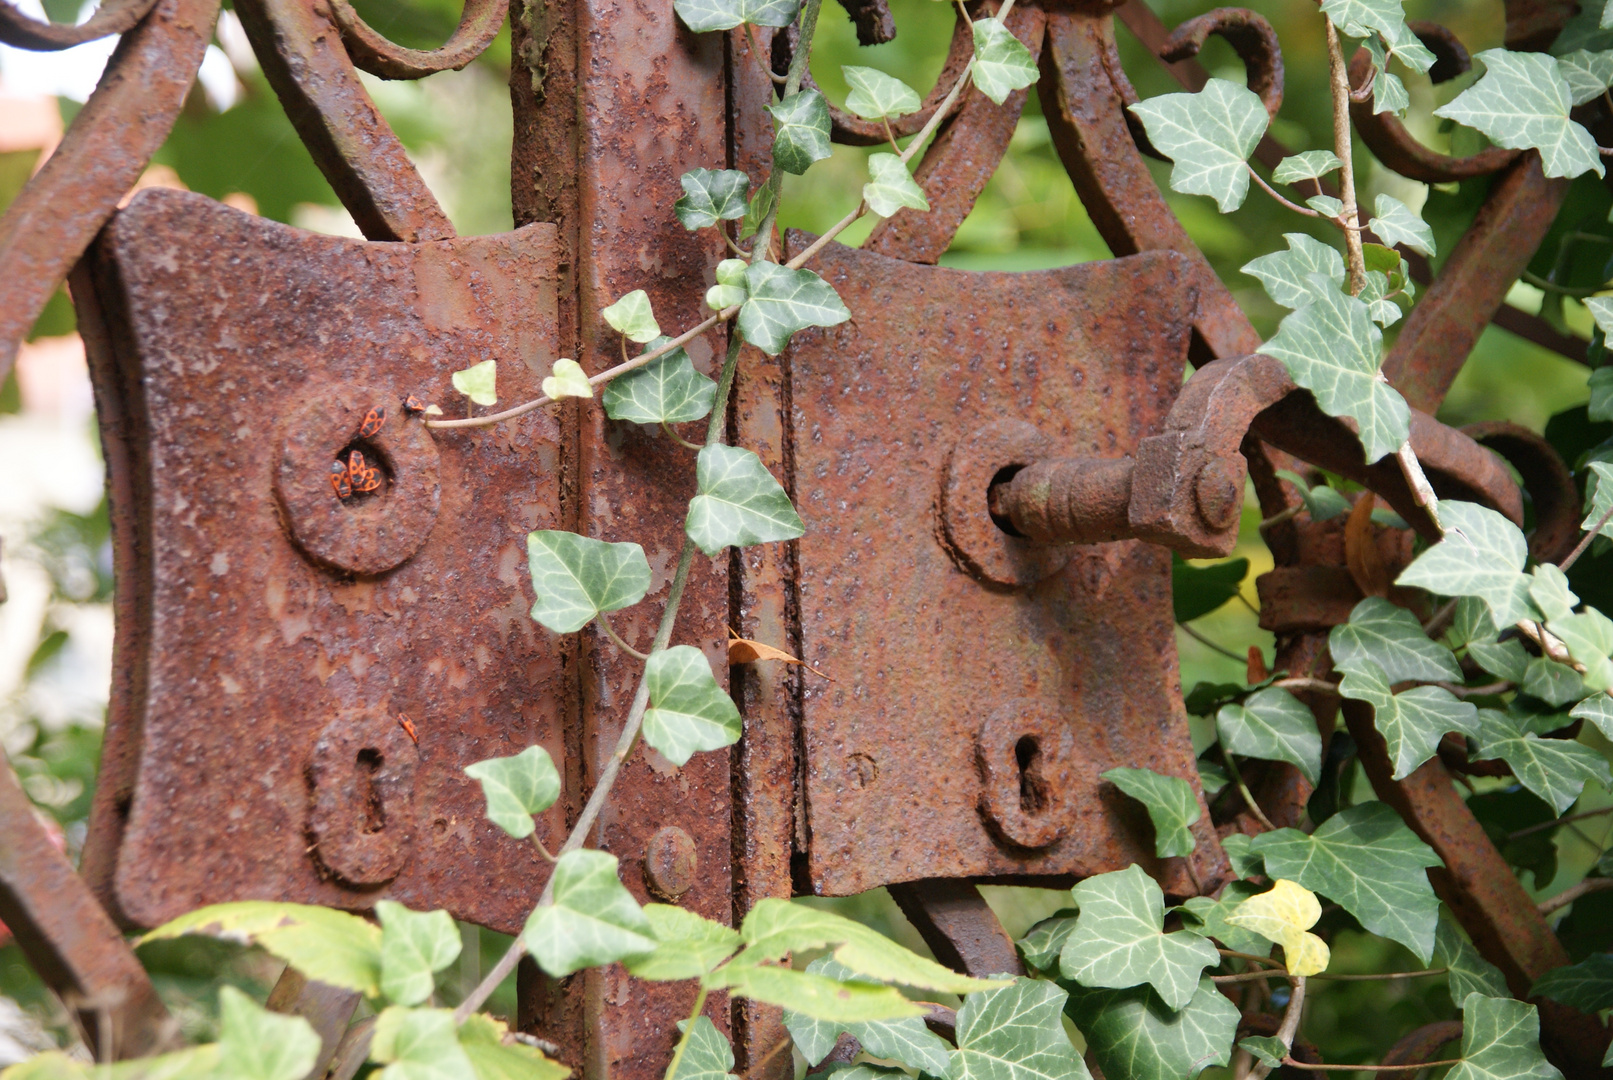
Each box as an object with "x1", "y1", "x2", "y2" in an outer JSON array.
[
  {"x1": 331, "y1": 0, "x2": 508, "y2": 79},
  {"x1": 78, "y1": 190, "x2": 566, "y2": 932}
]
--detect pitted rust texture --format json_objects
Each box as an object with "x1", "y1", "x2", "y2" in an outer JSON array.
[
  {"x1": 78, "y1": 190, "x2": 566, "y2": 932},
  {"x1": 785, "y1": 235, "x2": 1228, "y2": 897},
  {"x1": 1157, "y1": 7, "x2": 1283, "y2": 120}
]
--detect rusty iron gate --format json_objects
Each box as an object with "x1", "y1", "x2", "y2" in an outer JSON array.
[{"x1": 0, "y1": 0, "x2": 1608, "y2": 1073}]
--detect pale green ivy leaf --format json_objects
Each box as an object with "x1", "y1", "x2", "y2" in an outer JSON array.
[
  {"x1": 785, "y1": 957, "x2": 952, "y2": 1074},
  {"x1": 1242, "y1": 234, "x2": 1344, "y2": 311},
  {"x1": 1398, "y1": 500, "x2": 1535, "y2": 627},
  {"x1": 767, "y1": 91, "x2": 832, "y2": 175},
  {"x1": 377, "y1": 902, "x2": 462, "y2": 1008},
  {"x1": 217, "y1": 985, "x2": 321, "y2": 1080},
  {"x1": 947, "y1": 978, "x2": 1090, "y2": 1080},
  {"x1": 1330, "y1": 597, "x2": 1463, "y2": 683},
  {"x1": 671, "y1": 1016, "x2": 737, "y2": 1080},
  {"x1": 1307, "y1": 194, "x2": 1345, "y2": 217},
  {"x1": 643, "y1": 644, "x2": 743, "y2": 766},
  {"x1": 737, "y1": 260, "x2": 849, "y2": 355},
  {"x1": 1587, "y1": 297, "x2": 1613, "y2": 339},
  {"x1": 526, "y1": 530, "x2": 651, "y2": 634},
  {"x1": 843, "y1": 65, "x2": 921, "y2": 120},
  {"x1": 1065, "y1": 978, "x2": 1238, "y2": 1080},
  {"x1": 1473, "y1": 709, "x2": 1611, "y2": 813},
  {"x1": 523, "y1": 850, "x2": 655, "y2": 977},
  {"x1": 1470, "y1": 638, "x2": 1530, "y2": 683},
  {"x1": 1556, "y1": 49, "x2": 1613, "y2": 105},
  {"x1": 1101, "y1": 767, "x2": 1200, "y2": 858},
  {"x1": 624, "y1": 904, "x2": 740, "y2": 982},
  {"x1": 1582, "y1": 461, "x2": 1613, "y2": 536},
  {"x1": 141, "y1": 902, "x2": 382, "y2": 998},
  {"x1": 1433, "y1": 50, "x2": 1603, "y2": 180},
  {"x1": 1530, "y1": 565, "x2": 1579, "y2": 622},
  {"x1": 1521, "y1": 657, "x2": 1585, "y2": 707},
  {"x1": 675, "y1": 168, "x2": 750, "y2": 230},
  {"x1": 452, "y1": 360, "x2": 497, "y2": 407},
  {"x1": 1554, "y1": 608, "x2": 1613, "y2": 691},
  {"x1": 1446, "y1": 994, "x2": 1563, "y2": 1080},
  {"x1": 602, "y1": 290, "x2": 661, "y2": 344},
  {"x1": 1434, "y1": 909, "x2": 1509, "y2": 1005},
  {"x1": 1319, "y1": 0, "x2": 1425, "y2": 66},
  {"x1": 673, "y1": 0, "x2": 799, "y2": 32},
  {"x1": 1369, "y1": 194, "x2": 1436, "y2": 257},
  {"x1": 1364, "y1": 39, "x2": 1411, "y2": 115},
  {"x1": 1179, "y1": 881, "x2": 1269, "y2": 956},
  {"x1": 1571, "y1": 691, "x2": 1613, "y2": 742},
  {"x1": 370, "y1": 1007, "x2": 475, "y2": 1080},
  {"x1": 707, "y1": 959, "x2": 924, "y2": 1022},
  {"x1": 1016, "y1": 910, "x2": 1080, "y2": 974},
  {"x1": 1128, "y1": 78, "x2": 1267, "y2": 212},
  {"x1": 739, "y1": 181, "x2": 776, "y2": 242},
  {"x1": 542, "y1": 358, "x2": 593, "y2": 401},
  {"x1": 1272, "y1": 151, "x2": 1342, "y2": 183},
  {"x1": 1059, "y1": 864, "x2": 1219, "y2": 1010},
  {"x1": 1239, "y1": 1037, "x2": 1288, "y2": 1070},
  {"x1": 971, "y1": 18, "x2": 1039, "y2": 105},
  {"x1": 602, "y1": 337, "x2": 716, "y2": 425},
  {"x1": 463, "y1": 746, "x2": 561, "y2": 840},
  {"x1": 1216, "y1": 687, "x2": 1322, "y2": 786},
  {"x1": 685, "y1": 444, "x2": 804, "y2": 556},
  {"x1": 458, "y1": 1014, "x2": 570, "y2": 1080},
  {"x1": 863, "y1": 153, "x2": 930, "y2": 218}
]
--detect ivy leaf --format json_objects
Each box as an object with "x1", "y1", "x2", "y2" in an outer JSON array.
[
  {"x1": 1584, "y1": 461, "x2": 1613, "y2": 536},
  {"x1": 1571, "y1": 692, "x2": 1613, "y2": 742},
  {"x1": 1064, "y1": 978, "x2": 1238, "y2": 1080},
  {"x1": 708, "y1": 260, "x2": 750, "y2": 311},
  {"x1": 685, "y1": 444, "x2": 804, "y2": 555},
  {"x1": 1128, "y1": 78, "x2": 1267, "y2": 212},
  {"x1": 1319, "y1": 0, "x2": 1430, "y2": 70},
  {"x1": 1530, "y1": 953, "x2": 1613, "y2": 1012},
  {"x1": 525, "y1": 530, "x2": 651, "y2": 634},
  {"x1": 217, "y1": 985, "x2": 321, "y2": 1080},
  {"x1": 1059, "y1": 864, "x2": 1219, "y2": 1010},
  {"x1": 1225, "y1": 879, "x2": 1330, "y2": 976},
  {"x1": 642, "y1": 644, "x2": 743, "y2": 765},
  {"x1": 1216, "y1": 688, "x2": 1322, "y2": 786},
  {"x1": 1330, "y1": 597, "x2": 1463, "y2": 683},
  {"x1": 1179, "y1": 881, "x2": 1270, "y2": 956},
  {"x1": 1556, "y1": 49, "x2": 1613, "y2": 105},
  {"x1": 1521, "y1": 657, "x2": 1585, "y2": 707},
  {"x1": 1588, "y1": 296, "x2": 1613, "y2": 338},
  {"x1": 1263, "y1": 275, "x2": 1407, "y2": 463},
  {"x1": 864, "y1": 153, "x2": 930, "y2": 218},
  {"x1": 1386, "y1": 683, "x2": 1481, "y2": 779},
  {"x1": 458, "y1": 1014, "x2": 570, "y2": 1080},
  {"x1": 738, "y1": 898, "x2": 1004, "y2": 995},
  {"x1": 673, "y1": 0, "x2": 799, "y2": 32},
  {"x1": 1529, "y1": 565, "x2": 1579, "y2": 622},
  {"x1": 785, "y1": 957, "x2": 952, "y2": 1074},
  {"x1": 675, "y1": 168, "x2": 750, "y2": 230},
  {"x1": 1172, "y1": 555, "x2": 1250, "y2": 622},
  {"x1": 1274, "y1": 470, "x2": 1351, "y2": 522},
  {"x1": 1101, "y1": 767, "x2": 1200, "y2": 858},
  {"x1": 602, "y1": 290, "x2": 661, "y2": 344},
  {"x1": 671, "y1": 1016, "x2": 737, "y2": 1080},
  {"x1": 452, "y1": 359, "x2": 497, "y2": 406},
  {"x1": 1017, "y1": 910, "x2": 1080, "y2": 974},
  {"x1": 1472, "y1": 709, "x2": 1611, "y2": 813},
  {"x1": 625, "y1": 904, "x2": 740, "y2": 982},
  {"x1": 1368, "y1": 194, "x2": 1436, "y2": 257},
  {"x1": 767, "y1": 91, "x2": 832, "y2": 175},
  {"x1": 971, "y1": 18, "x2": 1039, "y2": 105},
  {"x1": 141, "y1": 901, "x2": 382, "y2": 997},
  {"x1": 523, "y1": 850, "x2": 655, "y2": 977},
  {"x1": 1307, "y1": 194, "x2": 1345, "y2": 217},
  {"x1": 1221, "y1": 833, "x2": 1264, "y2": 878},
  {"x1": 377, "y1": 902, "x2": 462, "y2": 1007},
  {"x1": 708, "y1": 959, "x2": 924, "y2": 1021},
  {"x1": 738, "y1": 181, "x2": 776, "y2": 242},
  {"x1": 1240, "y1": 1037, "x2": 1288, "y2": 1070},
  {"x1": 1434, "y1": 909, "x2": 1509, "y2": 1004},
  {"x1": 1249, "y1": 802, "x2": 1443, "y2": 960},
  {"x1": 1398, "y1": 501, "x2": 1535, "y2": 626},
  {"x1": 370, "y1": 1007, "x2": 475, "y2": 1080},
  {"x1": 1363, "y1": 37, "x2": 1412, "y2": 115},
  {"x1": 1433, "y1": 50, "x2": 1602, "y2": 180},
  {"x1": 602, "y1": 337, "x2": 716, "y2": 425},
  {"x1": 1446, "y1": 994, "x2": 1563, "y2": 1080},
  {"x1": 1549, "y1": 609, "x2": 1613, "y2": 691},
  {"x1": 947, "y1": 978, "x2": 1090, "y2": 1080},
  {"x1": 843, "y1": 66, "x2": 921, "y2": 120},
  {"x1": 737, "y1": 260, "x2": 848, "y2": 355},
  {"x1": 1271, "y1": 151, "x2": 1342, "y2": 184},
  {"x1": 542, "y1": 358, "x2": 593, "y2": 401},
  {"x1": 1470, "y1": 638, "x2": 1530, "y2": 684},
  {"x1": 462, "y1": 747, "x2": 560, "y2": 840}
]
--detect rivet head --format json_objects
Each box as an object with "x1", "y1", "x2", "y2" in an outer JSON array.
[
  {"x1": 1193, "y1": 457, "x2": 1244, "y2": 531},
  {"x1": 643, "y1": 826, "x2": 698, "y2": 901}
]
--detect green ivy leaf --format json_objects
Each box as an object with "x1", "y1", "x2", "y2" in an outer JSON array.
[
  {"x1": 843, "y1": 66, "x2": 921, "y2": 120},
  {"x1": 1530, "y1": 953, "x2": 1613, "y2": 1012},
  {"x1": 671, "y1": 1016, "x2": 737, "y2": 1080},
  {"x1": 463, "y1": 746, "x2": 560, "y2": 840},
  {"x1": 1398, "y1": 501, "x2": 1535, "y2": 626},
  {"x1": 1221, "y1": 833, "x2": 1263, "y2": 878},
  {"x1": 642, "y1": 644, "x2": 743, "y2": 765},
  {"x1": 738, "y1": 181, "x2": 777, "y2": 242},
  {"x1": 1470, "y1": 638, "x2": 1530, "y2": 684},
  {"x1": 1472, "y1": 709, "x2": 1611, "y2": 813},
  {"x1": 1529, "y1": 565, "x2": 1579, "y2": 622},
  {"x1": 458, "y1": 1014, "x2": 570, "y2": 1080},
  {"x1": 1434, "y1": 50, "x2": 1602, "y2": 180},
  {"x1": 1101, "y1": 767, "x2": 1200, "y2": 858},
  {"x1": 370, "y1": 1006, "x2": 474, "y2": 1080},
  {"x1": 707, "y1": 959, "x2": 925, "y2": 1021},
  {"x1": 1556, "y1": 49, "x2": 1613, "y2": 105},
  {"x1": 602, "y1": 290, "x2": 661, "y2": 344},
  {"x1": 738, "y1": 898, "x2": 1004, "y2": 995},
  {"x1": 1064, "y1": 978, "x2": 1238, "y2": 1080},
  {"x1": 1330, "y1": 597, "x2": 1463, "y2": 683},
  {"x1": 1369, "y1": 194, "x2": 1436, "y2": 257},
  {"x1": 1239, "y1": 1037, "x2": 1288, "y2": 1070},
  {"x1": 377, "y1": 902, "x2": 462, "y2": 1007},
  {"x1": 1128, "y1": 78, "x2": 1267, "y2": 212},
  {"x1": 673, "y1": 0, "x2": 799, "y2": 32},
  {"x1": 767, "y1": 91, "x2": 832, "y2": 175},
  {"x1": 864, "y1": 153, "x2": 930, "y2": 217},
  {"x1": 218, "y1": 985, "x2": 322, "y2": 1080},
  {"x1": 1059, "y1": 865, "x2": 1219, "y2": 1010},
  {"x1": 1307, "y1": 194, "x2": 1345, "y2": 217},
  {"x1": 737, "y1": 260, "x2": 849, "y2": 355},
  {"x1": 1319, "y1": 0, "x2": 1431, "y2": 69},
  {"x1": 1262, "y1": 275, "x2": 1407, "y2": 463},
  {"x1": 1216, "y1": 688, "x2": 1322, "y2": 786},
  {"x1": 1172, "y1": 555, "x2": 1250, "y2": 622},
  {"x1": 685, "y1": 444, "x2": 805, "y2": 555},
  {"x1": 141, "y1": 901, "x2": 382, "y2": 997},
  {"x1": 542, "y1": 358, "x2": 592, "y2": 401},
  {"x1": 525, "y1": 530, "x2": 651, "y2": 634},
  {"x1": 1249, "y1": 802, "x2": 1443, "y2": 960},
  {"x1": 602, "y1": 337, "x2": 716, "y2": 425},
  {"x1": 1521, "y1": 656, "x2": 1585, "y2": 707},
  {"x1": 1017, "y1": 910, "x2": 1080, "y2": 974},
  {"x1": 1271, "y1": 151, "x2": 1342, "y2": 184},
  {"x1": 785, "y1": 957, "x2": 952, "y2": 1073},
  {"x1": 1584, "y1": 460, "x2": 1613, "y2": 537},
  {"x1": 1434, "y1": 909, "x2": 1509, "y2": 1004},
  {"x1": 625, "y1": 904, "x2": 740, "y2": 982},
  {"x1": 1571, "y1": 692, "x2": 1613, "y2": 741},
  {"x1": 1274, "y1": 469, "x2": 1351, "y2": 522},
  {"x1": 1446, "y1": 994, "x2": 1563, "y2": 1080},
  {"x1": 675, "y1": 169, "x2": 750, "y2": 230},
  {"x1": 1361, "y1": 36, "x2": 1413, "y2": 115},
  {"x1": 1345, "y1": 664, "x2": 1479, "y2": 779},
  {"x1": 523, "y1": 850, "x2": 655, "y2": 977},
  {"x1": 452, "y1": 360, "x2": 497, "y2": 407},
  {"x1": 1179, "y1": 881, "x2": 1269, "y2": 956},
  {"x1": 971, "y1": 18, "x2": 1039, "y2": 105},
  {"x1": 948, "y1": 978, "x2": 1090, "y2": 1080},
  {"x1": 1550, "y1": 608, "x2": 1613, "y2": 692},
  {"x1": 1588, "y1": 297, "x2": 1613, "y2": 339}
]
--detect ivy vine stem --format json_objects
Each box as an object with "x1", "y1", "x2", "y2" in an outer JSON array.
[
  {"x1": 1323, "y1": 17, "x2": 1366, "y2": 295},
  {"x1": 1293, "y1": 1059, "x2": 1461, "y2": 1072},
  {"x1": 665, "y1": 986, "x2": 711, "y2": 1080},
  {"x1": 1249, "y1": 975, "x2": 1306, "y2": 1080}
]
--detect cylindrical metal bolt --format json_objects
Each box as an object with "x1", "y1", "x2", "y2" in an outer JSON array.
[
  {"x1": 1193, "y1": 457, "x2": 1244, "y2": 531},
  {"x1": 643, "y1": 825, "x2": 697, "y2": 900}
]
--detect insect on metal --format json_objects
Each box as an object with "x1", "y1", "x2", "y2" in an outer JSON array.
[
  {"x1": 402, "y1": 395, "x2": 427, "y2": 415},
  {"x1": 397, "y1": 714, "x2": 418, "y2": 745},
  {"x1": 358, "y1": 407, "x2": 386, "y2": 438},
  {"x1": 329, "y1": 460, "x2": 352, "y2": 500}
]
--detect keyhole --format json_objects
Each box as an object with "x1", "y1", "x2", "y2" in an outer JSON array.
[
  {"x1": 1015, "y1": 735, "x2": 1047, "y2": 814},
  {"x1": 356, "y1": 748, "x2": 386, "y2": 834}
]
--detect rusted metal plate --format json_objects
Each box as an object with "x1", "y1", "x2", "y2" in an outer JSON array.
[
  {"x1": 78, "y1": 188, "x2": 565, "y2": 933},
  {"x1": 785, "y1": 235, "x2": 1227, "y2": 897}
]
